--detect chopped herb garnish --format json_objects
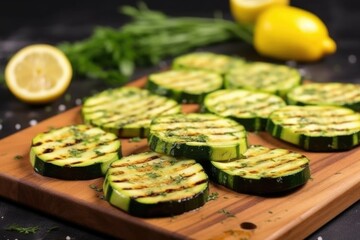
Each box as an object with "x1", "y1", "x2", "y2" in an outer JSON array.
[
  {"x1": 171, "y1": 174, "x2": 186, "y2": 184},
  {"x1": 207, "y1": 192, "x2": 219, "y2": 201},
  {"x1": 129, "y1": 137, "x2": 141, "y2": 142},
  {"x1": 47, "y1": 226, "x2": 59, "y2": 233},
  {"x1": 218, "y1": 209, "x2": 235, "y2": 218},
  {"x1": 68, "y1": 148, "x2": 84, "y2": 158},
  {"x1": 89, "y1": 184, "x2": 103, "y2": 192},
  {"x1": 152, "y1": 161, "x2": 164, "y2": 170},
  {"x1": 146, "y1": 172, "x2": 161, "y2": 179},
  {"x1": 196, "y1": 134, "x2": 208, "y2": 142},
  {"x1": 127, "y1": 165, "x2": 140, "y2": 169},
  {"x1": 14, "y1": 155, "x2": 24, "y2": 160},
  {"x1": 94, "y1": 149, "x2": 105, "y2": 156},
  {"x1": 5, "y1": 224, "x2": 39, "y2": 234},
  {"x1": 169, "y1": 158, "x2": 178, "y2": 165}
]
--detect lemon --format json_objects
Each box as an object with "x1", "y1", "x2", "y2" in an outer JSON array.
[
  {"x1": 5, "y1": 44, "x2": 72, "y2": 104},
  {"x1": 254, "y1": 5, "x2": 336, "y2": 61},
  {"x1": 229, "y1": 0, "x2": 290, "y2": 24}
]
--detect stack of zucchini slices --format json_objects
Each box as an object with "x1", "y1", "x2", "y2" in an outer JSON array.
[{"x1": 36, "y1": 52, "x2": 360, "y2": 218}]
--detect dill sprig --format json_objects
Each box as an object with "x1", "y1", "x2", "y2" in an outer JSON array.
[
  {"x1": 5, "y1": 224, "x2": 39, "y2": 234},
  {"x1": 59, "y1": 3, "x2": 252, "y2": 85}
]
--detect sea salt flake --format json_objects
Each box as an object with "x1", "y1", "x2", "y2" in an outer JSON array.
[
  {"x1": 58, "y1": 104, "x2": 66, "y2": 112},
  {"x1": 348, "y1": 54, "x2": 357, "y2": 64}
]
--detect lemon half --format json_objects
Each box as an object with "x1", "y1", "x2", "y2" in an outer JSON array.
[
  {"x1": 5, "y1": 44, "x2": 72, "y2": 104},
  {"x1": 230, "y1": 0, "x2": 289, "y2": 24}
]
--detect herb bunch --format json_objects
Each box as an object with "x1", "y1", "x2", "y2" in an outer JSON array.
[{"x1": 59, "y1": 3, "x2": 252, "y2": 85}]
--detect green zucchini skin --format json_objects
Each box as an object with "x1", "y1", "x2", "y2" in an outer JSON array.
[
  {"x1": 30, "y1": 125, "x2": 122, "y2": 180},
  {"x1": 147, "y1": 69, "x2": 223, "y2": 104},
  {"x1": 287, "y1": 82, "x2": 360, "y2": 112},
  {"x1": 224, "y1": 62, "x2": 302, "y2": 98},
  {"x1": 203, "y1": 89, "x2": 286, "y2": 131},
  {"x1": 103, "y1": 152, "x2": 209, "y2": 218},
  {"x1": 172, "y1": 52, "x2": 245, "y2": 75},
  {"x1": 82, "y1": 87, "x2": 181, "y2": 138},
  {"x1": 266, "y1": 105, "x2": 360, "y2": 151},
  {"x1": 148, "y1": 113, "x2": 248, "y2": 161},
  {"x1": 208, "y1": 145, "x2": 310, "y2": 195}
]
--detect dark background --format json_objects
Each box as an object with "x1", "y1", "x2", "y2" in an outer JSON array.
[{"x1": 0, "y1": 0, "x2": 359, "y2": 239}]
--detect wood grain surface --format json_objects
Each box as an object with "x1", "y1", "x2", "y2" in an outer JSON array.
[{"x1": 0, "y1": 77, "x2": 359, "y2": 240}]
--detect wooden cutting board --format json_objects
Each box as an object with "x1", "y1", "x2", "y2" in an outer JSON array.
[{"x1": 1, "y1": 77, "x2": 359, "y2": 240}]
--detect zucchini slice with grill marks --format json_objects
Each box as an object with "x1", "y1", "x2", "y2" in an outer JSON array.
[
  {"x1": 148, "y1": 113, "x2": 248, "y2": 161},
  {"x1": 82, "y1": 87, "x2": 181, "y2": 138},
  {"x1": 147, "y1": 69, "x2": 223, "y2": 104},
  {"x1": 266, "y1": 105, "x2": 360, "y2": 151},
  {"x1": 172, "y1": 52, "x2": 245, "y2": 75},
  {"x1": 287, "y1": 82, "x2": 360, "y2": 111},
  {"x1": 203, "y1": 89, "x2": 286, "y2": 131},
  {"x1": 103, "y1": 151, "x2": 209, "y2": 218},
  {"x1": 208, "y1": 145, "x2": 311, "y2": 195},
  {"x1": 30, "y1": 125, "x2": 121, "y2": 180},
  {"x1": 224, "y1": 62, "x2": 302, "y2": 98}
]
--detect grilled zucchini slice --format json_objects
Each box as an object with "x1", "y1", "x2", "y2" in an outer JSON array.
[
  {"x1": 82, "y1": 87, "x2": 181, "y2": 138},
  {"x1": 287, "y1": 82, "x2": 360, "y2": 111},
  {"x1": 103, "y1": 151, "x2": 209, "y2": 218},
  {"x1": 147, "y1": 69, "x2": 223, "y2": 104},
  {"x1": 224, "y1": 62, "x2": 302, "y2": 98},
  {"x1": 172, "y1": 52, "x2": 245, "y2": 74},
  {"x1": 148, "y1": 113, "x2": 248, "y2": 161},
  {"x1": 266, "y1": 105, "x2": 360, "y2": 151},
  {"x1": 203, "y1": 89, "x2": 286, "y2": 131},
  {"x1": 30, "y1": 125, "x2": 121, "y2": 180},
  {"x1": 208, "y1": 145, "x2": 310, "y2": 195}
]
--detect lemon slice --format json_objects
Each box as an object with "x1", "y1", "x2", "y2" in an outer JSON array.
[
  {"x1": 5, "y1": 44, "x2": 72, "y2": 104},
  {"x1": 230, "y1": 0, "x2": 289, "y2": 24}
]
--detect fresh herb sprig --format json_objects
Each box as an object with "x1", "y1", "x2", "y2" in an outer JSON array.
[
  {"x1": 59, "y1": 3, "x2": 252, "y2": 85},
  {"x1": 5, "y1": 224, "x2": 39, "y2": 234}
]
